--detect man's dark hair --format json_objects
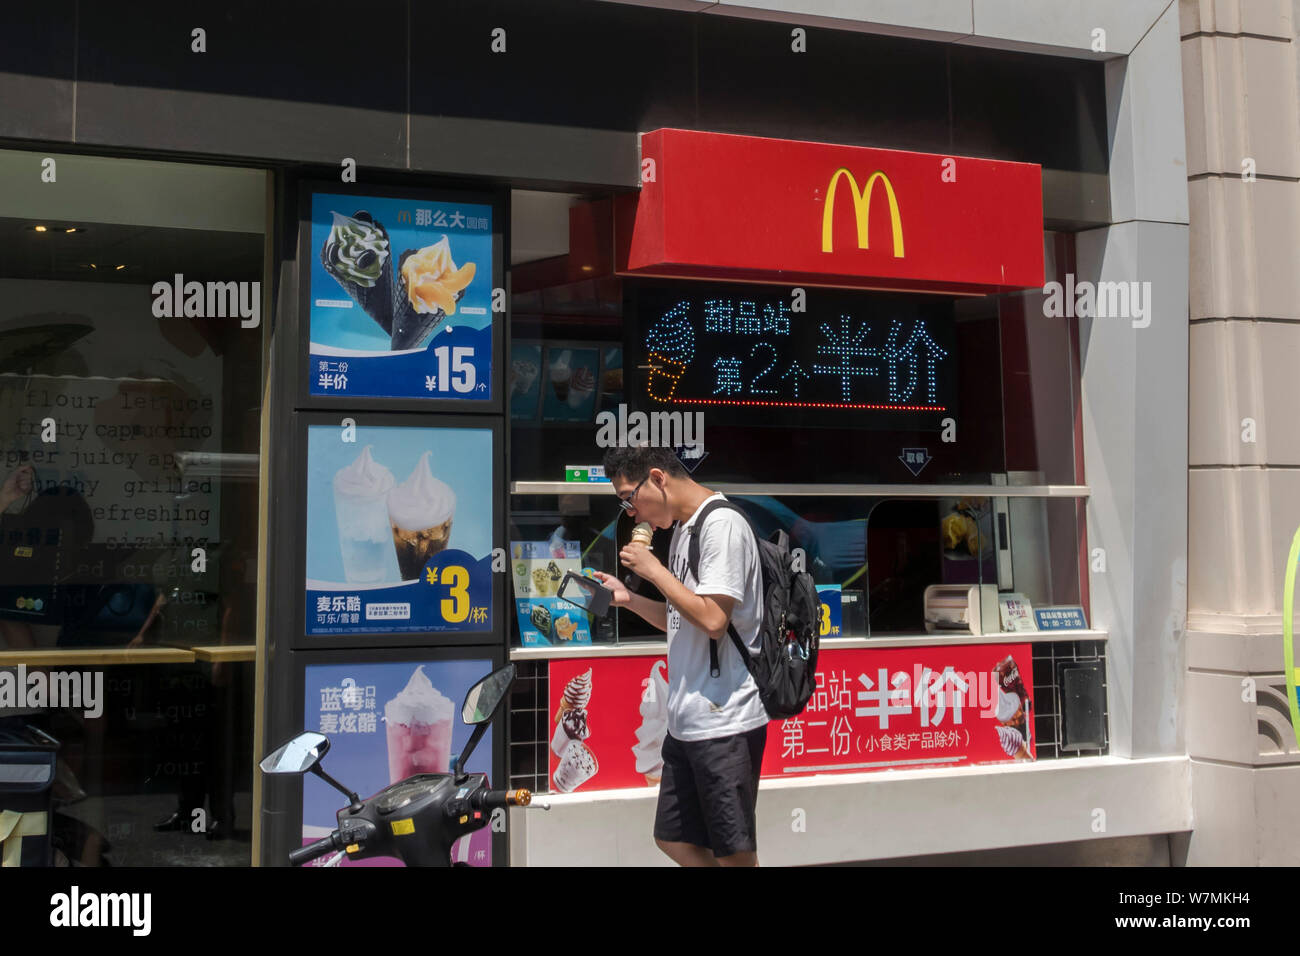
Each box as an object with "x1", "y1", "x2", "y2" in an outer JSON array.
[{"x1": 602, "y1": 445, "x2": 687, "y2": 483}]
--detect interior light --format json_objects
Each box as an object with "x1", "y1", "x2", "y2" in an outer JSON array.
[
  {"x1": 32, "y1": 225, "x2": 47, "y2": 232},
  {"x1": 115, "y1": 264, "x2": 125, "y2": 271}
]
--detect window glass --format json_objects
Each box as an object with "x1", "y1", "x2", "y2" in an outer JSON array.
[{"x1": 0, "y1": 149, "x2": 266, "y2": 865}]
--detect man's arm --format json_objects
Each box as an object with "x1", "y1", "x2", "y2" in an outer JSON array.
[
  {"x1": 590, "y1": 571, "x2": 668, "y2": 632},
  {"x1": 649, "y1": 572, "x2": 735, "y2": 640}
]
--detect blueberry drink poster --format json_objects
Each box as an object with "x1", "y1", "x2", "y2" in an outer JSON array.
[
  {"x1": 309, "y1": 192, "x2": 494, "y2": 400},
  {"x1": 302, "y1": 659, "x2": 494, "y2": 866},
  {"x1": 305, "y1": 425, "x2": 493, "y2": 636}
]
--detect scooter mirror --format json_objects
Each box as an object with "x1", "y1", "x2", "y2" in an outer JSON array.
[
  {"x1": 260, "y1": 732, "x2": 330, "y2": 774},
  {"x1": 461, "y1": 664, "x2": 516, "y2": 725}
]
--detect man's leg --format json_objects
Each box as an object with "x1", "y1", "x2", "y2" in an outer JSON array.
[
  {"x1": 714, "y1": 849, "x2": 758, "y2": 867},
  {"x1": 692, "y1": 724, "x2": 767, "y2": 866},
  {"x1": 653, "y1": 733, "x2": 717, "y2": 866},
  {"x1": 656, "y1": 838, "x2": 720, "y2": 867}
]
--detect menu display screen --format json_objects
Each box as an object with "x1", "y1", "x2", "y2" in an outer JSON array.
[{"x1": 628, "y1": 283, "x2": 956, "y2": 430}]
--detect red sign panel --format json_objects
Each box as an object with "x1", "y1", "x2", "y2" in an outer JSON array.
[
  {"x1": 616, "y1": 128, "x2": 1044, "y2": 295},
  {"x1": 764, "y1": 645, "x2": 1037, "y2": 775},
  {"x1": 547, "y1": 644, "x2": 1036, "y2": 794}
]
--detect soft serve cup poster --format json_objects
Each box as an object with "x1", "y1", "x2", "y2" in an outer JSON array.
[
  {"x1": 302, "y1": 659, "x2": 494, "y2": 866},
  {"x1": 309, "y1": 191, "x2": 494, "y2": 401},
  {"x1": 305, "y1": 424, "x2": 494, "y2": 636}
]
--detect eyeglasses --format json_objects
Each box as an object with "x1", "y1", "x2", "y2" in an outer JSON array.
[{"x1": 617, "y1": 477, "x2": 648, "y2": 514}]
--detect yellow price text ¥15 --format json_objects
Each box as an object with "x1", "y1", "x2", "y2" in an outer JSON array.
[{"x1": 426, "y1": 565, "x2": 471, "y2": 623}]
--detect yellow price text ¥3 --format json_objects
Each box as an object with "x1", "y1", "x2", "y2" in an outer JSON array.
[
  {"x1": 426, "y1": 564, "x2": 471, "y2": 623},
  {"x1": 819, "y1": 603, "x2": 831, "y2": 636}
]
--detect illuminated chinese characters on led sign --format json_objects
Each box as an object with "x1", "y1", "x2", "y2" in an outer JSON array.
[{"x1": 633, "y1": 285, "x2": 956, "y2": 429}]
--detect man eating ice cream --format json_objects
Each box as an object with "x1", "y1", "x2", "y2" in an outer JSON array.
[{"x1": 591, "y1": 446, "x2": 766, "y2": 868}]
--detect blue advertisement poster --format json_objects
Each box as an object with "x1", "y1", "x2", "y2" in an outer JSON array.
[
  {"x1": 304, "y1": 424, "x2": 494, "y2": 636},
  {"x1": 541, "y1": 346, "x2": 600, "y2": 423},
  {"x1": 816, "y1": 584, "x2": 842, "y2": 637},
  {"x1": 308, "y1": 191, "x2": 494, "y2": 401},
  {"x1": 302, "y1": 658, "x2": 495, "y2": 867},
  {"x1": 510, "y1": 540, "x2": 593, "y2": 647}
]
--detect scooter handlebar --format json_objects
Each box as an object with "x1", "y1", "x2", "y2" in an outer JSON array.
[
  {"x1": 476, "y1": 788, "x2": 531, "y2": 810},
  {"x1": 289, "y1": 832, "x2": 339, "y2": 866}
]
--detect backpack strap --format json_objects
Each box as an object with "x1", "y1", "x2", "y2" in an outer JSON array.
[{"x1": 686, "y1": 499, "x2": 756, "y2": 680}]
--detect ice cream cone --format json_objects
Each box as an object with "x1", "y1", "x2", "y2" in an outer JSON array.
[
  {"x1": 391, "y1": 238, "x2": 474, "y2": 351},
  {"x1": 645, "y1": 352, "x2": 688, "y2": 401},
  {"x1": 321, "y1": 211, "x2": 395, "y2": 335}
]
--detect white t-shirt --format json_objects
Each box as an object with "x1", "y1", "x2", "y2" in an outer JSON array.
[{"x1": 664, "y1": 493, "x2": 767, "y2": 742}]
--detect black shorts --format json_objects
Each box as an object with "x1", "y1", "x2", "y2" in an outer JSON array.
[{"x1": 653, "y1": 723, "x2": 767, "y2": 859}]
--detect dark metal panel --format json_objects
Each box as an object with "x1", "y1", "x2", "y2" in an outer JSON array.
[
  {"x1": 696, "y1": 14, "x2": 951, "y2": 154},
  {"x1": 75, "y1": 0, "x2": 407, "y2": 165},
  {"x1": 950, "y1": 44, "x2": 1110, "y2": 173},
  {"x1": 0, "y1": 0, "x2": 75, "y2": 142}
]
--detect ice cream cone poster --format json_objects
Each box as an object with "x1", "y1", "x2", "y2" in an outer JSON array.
[
  {"x1": 509, "y1": 344, "x2": 543, "y2": 420},
  {"x1": 302, "y1": 658, "x2": 495, "y2": 866},
  {"x1": 308, "y1": 191, "x2": 494, "y2": 401},
  {"x1": 304, "y1": 424, "x2": 494, "y2": 636},
  {"x1": 510, "y1": 540, "x2": 592, "y2": 646},
  {"x1": 547, "y1": 656, "x2": 670, "y2": 793},
  {"x1": 541, "y1": 346, "x2": 600, "y2": 423}
]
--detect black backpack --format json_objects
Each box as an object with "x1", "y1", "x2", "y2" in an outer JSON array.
[{"x1": 686, "y1": 499, "x2": 820, "y2": 720}]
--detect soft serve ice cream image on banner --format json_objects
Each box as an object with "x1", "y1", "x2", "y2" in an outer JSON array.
[
  {"x1": 546, "y1": 657, "x2": 683, "y2": 793},
  {"x1": 332, "y1": 446, "x2": 402, "y2": 585},
  {"x1": 305, "y1": 425, "x2": 493, "y2": 635},
  {"x1": 302, "y1": 659, "x2": 493, "y2": 866},
  {"x1": 385, "y1": 666, "x2": 454, "y2": 781},
  {"x1": 632, "y1": 660, "x2": 669, "y2": 785},
  {"x1": 388, "y1": 451, "x2": 456, "y2": 582},
  {"x1": 551, "y1": 669, "x2": 598, "y2": 792}
]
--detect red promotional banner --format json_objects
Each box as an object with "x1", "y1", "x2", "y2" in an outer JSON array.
[
  {"x1": 764, "y1": 644, "x2": 1036, "y2": 776},
  {"x1": 548, "y1": 656, "x2": 671, "y2": 793},
  {"x1": 616, "y1": 128, "x2": 1044, "y2": 295},
  {"x1": 548, "y1": 644, "x2": 1035, "y2": 794}
]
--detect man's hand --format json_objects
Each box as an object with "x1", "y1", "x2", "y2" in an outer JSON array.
[
  {"x1": 589, "y1": 571, "x2": 631, "y2": 606},
  {"x1": 619, "y1": 543, "x2": 665, "y2": 585}
]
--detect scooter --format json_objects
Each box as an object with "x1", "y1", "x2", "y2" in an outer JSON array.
[{"x1": 260, "y1": 663, "x2": 548, "y2": 867}]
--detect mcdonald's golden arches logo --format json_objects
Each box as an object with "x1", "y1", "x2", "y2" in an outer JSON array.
[{"x1": 821, "y1": 167, "x2": 904, "y2": 257}]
